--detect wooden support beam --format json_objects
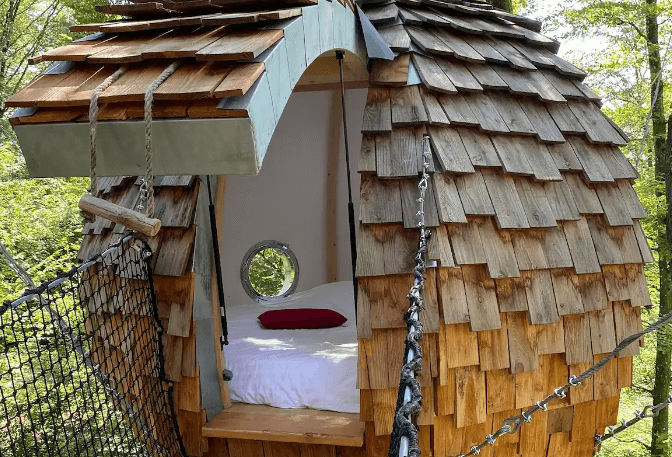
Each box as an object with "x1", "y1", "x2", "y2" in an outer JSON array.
[{"x1": 79, "y1": 194, "x2": 161, "y2": 237}]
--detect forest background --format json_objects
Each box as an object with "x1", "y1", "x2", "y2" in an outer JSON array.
[{"x1": 0, "y1": 0, "x2": 671, "y2": 456}]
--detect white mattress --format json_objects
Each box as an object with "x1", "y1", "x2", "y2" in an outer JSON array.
[{"x1": 224, "y1": 281, "x2": 360, "y2": 413}]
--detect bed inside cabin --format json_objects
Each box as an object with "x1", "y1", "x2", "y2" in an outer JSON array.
[{"x1": 218, "y1": 87, "x2": 368, "y2": 415}]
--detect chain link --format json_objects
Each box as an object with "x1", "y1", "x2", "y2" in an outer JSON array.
[{"x1": 595, "y1": 394, "x2": 672, "y2": 445}]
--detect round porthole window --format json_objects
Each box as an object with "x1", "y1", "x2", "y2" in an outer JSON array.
[{"x1": 240, "y1": 241, "x2": 299, "y2": 301}]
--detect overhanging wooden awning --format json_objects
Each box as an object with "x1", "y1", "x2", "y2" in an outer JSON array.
[{"x1": 8, "y1": 0, "x2": 367, "y2": 178}]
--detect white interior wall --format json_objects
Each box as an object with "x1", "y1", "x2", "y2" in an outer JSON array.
[{"x1": 220, "y1": 88, "x2": 367, "y2": 306}]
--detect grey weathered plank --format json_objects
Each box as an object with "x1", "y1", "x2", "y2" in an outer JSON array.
[
  {"x1": 568, "y1": 136, "x2": 614, "y2": 183},
  {"x1": 360, "y1": 174, "x2": 404, "y2": 224},
  {"x1": 547, "y1": 142, "x2": 583, "y2": 171},
  {"x1": 542, "y1": 226, "x2": 575, "y2": 269},
  {"x1": 616, "y1": 180, "x2": 647, "y2": 219},
  {"x1": 518, "y1": 99, "x2": 566, "y2": 143},
  {"x1": 462, "y1": 92, "x2": 510, "y2": 133},
  {"x1": 375, "y1": 133, "x2": 392, "y2": 178},
  {"x1": 588, "y1": 308, "x2": 617, "y2": 355},
  {"x1": 419, "y1": 86, "x2": 451, "y2": 125},
  {"x1": 447, "y1": 219, "x2": 487, "y2": 265},
  {"x1": 437, "y1": 267, "x2": 470, "y2": 324},
  {"x1": 412, "y1": 53, "x2": 458, "y2": 94},
  {"x1": 564, "y1": 172, "x2": 604, "y2": 214},
  {"x1": 586, "y1": 216, "x2": 624, "y2": 265},
  {"x1": 490, "y1": 134, "x2": 534, "y2": 175},
  {"x1": 633, "y1": 220, "x2": 655, "y2": 263},
  {"x1": 432, "y1": 28, "x2": 485, "y2": 62},
  {"x1": 476, "y1": 216, "x2": 521, "y2": 279},
  {"x1": 400, "y1": 177, "x2": 441, "y2": 227},
  {"x1": 544, "y1": 180, "x2": 581, "y2": 221},
  {"x1": 527, "y1": 143, "x2": 563, "y2": 181},
  {"x1": 485, "y1": 36, "x2": 536, "y2": 70},
  {"x1": 389, "y1": 127, "x2": 421, "y2": 177},
  {"x1": 464, "y1": 62, "x2": 508, "y2": 89},
  {"x1": 461, "y1": 264, "x2": 502, "y2": 331},
  {"x1": 405, "y1": 25, "x2": 453, "y2": 55},
  {"x1": 527, "y1": 71, "x2": 567, "y2": 103},
  {"x1": 481, "y1": 169, "x2": 530, "y2": 229},
  {"x1": 563, "y1": 313, "x2": 593, "y2": 365},
  {"x1": 523, "y1": 269, "x2": 559, "y2": 325},
  {"x1": 538, "y1": 69, "x2": 585, "y2": 99},
  {"x1": 562, "y1": 218, "x2": 602, "y2": 274},
  {"x1": 603, "y1": 146, "x2": 638, "y2": 180},
  {"x1": 546, "y1": 103, "x2": 585, "y2": 134},
  {"x1": 435, "y1": 58, "x2": 483, "y2": 91},
  {"x1": 432, "y1": 173, "x2": 468, "y2": 223},
  {"x1": 460, "y1": 35, "x2": 509, "y2": 64},
  {"x1": 514, "y1": 177, "x2": 557, "y2": 228},
  {"x1": 510, "y1": 229, "x2": 549, "y2": 270},
  {"x1": 438, "y1": 93, "x2": 479, "y2": 126},
  {"x1": 359, "y1": 134, "x2": 377, "y2": 172},
  {"x1": 362, "y1": 88, "x2": 392, "y2": 133},
  {"x1": 492, "y1": 65, "x2": 538, "y2": 96},
  {"x1": 391, "y1": 85, "x2": 429, "y2": 126},
  {"x1": 595, "y1": 184, "x2": 635, "y2": 226},
  {"x1": 488, "y1": 92, "x2": 536, "y2": 135},
  {"x1": 454, "y1": 171, "x2": 496, "y2": 215},
  {"x1": 427, "y1": 125, "x2": 475, "y2": 173},
  {"x1": 551, "y1": 268, "x2": 585, "y2": 316},
  {"x1": 369, "y1": 53, "x2": 410, "y2": 86},
  {"x1": 364, "y1": 3, "x2": 399, "y2": 23},
  {"x1": 456, "y1": 127, "x2": 500, "y2": 167},
  {"x1": 567, "y1": 100, "x2": 627, "y2": 145},
  {"x1": 378, "y1": 25, "x2": 411, "y2": 52}
]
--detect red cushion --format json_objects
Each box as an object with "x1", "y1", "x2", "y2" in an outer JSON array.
[{"x1": 258, "y1": 308, "x2": 348, "y2": 329}]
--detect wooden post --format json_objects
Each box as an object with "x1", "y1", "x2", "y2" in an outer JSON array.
[
  {"x1": 79, "y1": 194, "x2": 161, "y2": 237},
  {"x1": 326, "y1": 89, "x2": 342, "y2": 282}
]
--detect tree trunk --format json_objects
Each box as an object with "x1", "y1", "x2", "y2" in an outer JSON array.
[
  {"x1": 647, "y1": 1, "x2": 672, "y2": 456},
  {"x1": 491, "y1": 0, "x2": 514, "y2": 13}
]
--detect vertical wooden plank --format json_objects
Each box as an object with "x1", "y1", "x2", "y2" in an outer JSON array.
[
  {"x1": 496, "y1": 277, "x2": 529, "y2": 312},
  {"x1": 434, "y1": 415, "x2": 464, "y2": 457},
  {"x1": 563, "y1": 313, "x2": 593, "y2": 365},
  {"x1": 357, "y1": 339, "x2": 371, "y2": 389},
  {"x1": 263, "y1": 441, "x2": 301, "y2": 457},
  {"x1": 588, "y1": 308, "x2": 617, "y2": 355},
  {"x1": 522, "y1": 269, "x2": 559, "y2": 325},
  {"x1": 227, "y1": 438, "x2": 264, "y2": 457},
  {"x1": 507, "y1": 311, "x2": 539, "y2": 374},
  {"x1": 435, "y1": 375, "x2": 455, "y2": 415},
  {"x1": 455, "y1": 365, "x2": 487, "y2": 428},
  {"x1": 437, "y1": 267, "x2": 471, "y2": 324},
  {"x1": 462, "y1": 415, "x2": 495, "y2": 457},
  {"x1": 617, "y1": 356, "x2": 633, "y2": 389},
  {"x1": 612, "y1": 301, "x2": 642, "y2": 358},
  {"x1": 519, "y1": 410, "x2": 548, "y2": 455},
  {"x1": 625, "y1": 263, "x2": 653, "y2": 307},
  {"x1": 602, "y1": 264, "x2": 630, "y2": 302},
  {"x1": 515, "y1": 356, "x2": 546, "y2": 409},
  {"x1": 478, "y1": 314, "x2": 510, "y2": 371},
  {"x1": 569, "y1": 362, "x2": 594, "y2": 405},
  {"x1": 462, "y1": 264, "x2": 502, "y2": 331},
  {"x1": 372, "y1": 388, "x2": 396, "y2": 435},
  {"x1": 550, "y1": 268, "x2": 585, "y2": 316},
  {"x1": 486, "y1": 368, "x2": 516, "y2": 414},
  {"x1": 439, "y1": 322, "x2": 480, "y2": 376}
]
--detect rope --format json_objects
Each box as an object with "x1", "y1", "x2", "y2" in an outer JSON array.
[
  {"x1": 457, "y1": 306, "x2": 672, "y2": 457},
  {"x1": 141, "y1": 61, "x2": 182, "y2": 218},
  {"x1": 89, "y1": 66, "x2": 127, "y2": 197},
  {"x1": 389, "y1": 136, "x2": 432, "y2": 457}
]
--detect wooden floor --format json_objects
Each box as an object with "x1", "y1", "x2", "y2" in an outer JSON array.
[{"x1": 201, "y1": 403, "x2": 365, "y2": 447}]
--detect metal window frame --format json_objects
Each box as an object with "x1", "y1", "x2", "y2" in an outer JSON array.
[{"x1": 240, "y1": 240, "x2": 299, "y2": 302}]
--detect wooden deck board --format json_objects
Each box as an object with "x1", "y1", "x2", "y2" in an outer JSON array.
[{"x1": 202, "y1": 403, "x2": 365, "y2": 447}]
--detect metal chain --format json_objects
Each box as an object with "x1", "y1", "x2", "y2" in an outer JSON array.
[
  {"x1": 595, "y1": 394, "x2": 672, "y2": 445},
  {"x1": 458, "y1": 307, "x2": 672, "y2": 457},
  {"x1": 390, "y1": 136, "x2": 432, "y2": 457}
]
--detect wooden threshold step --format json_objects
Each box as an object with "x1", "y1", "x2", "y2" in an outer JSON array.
[{"x1": 201, "y1": 402, "x2": 365, "y2": 447}]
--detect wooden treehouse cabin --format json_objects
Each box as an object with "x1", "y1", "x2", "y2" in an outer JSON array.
[{"x1": 7, "y1": 0, "x2": 653, "y2": 456}]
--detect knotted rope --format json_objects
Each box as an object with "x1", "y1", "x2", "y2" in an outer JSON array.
[
  {"x1": 88, "y1": 66, "x2": 127, "y2": 197},
  {"x1": 141, "y1": 61, "x2": 182, "y2": 218}
]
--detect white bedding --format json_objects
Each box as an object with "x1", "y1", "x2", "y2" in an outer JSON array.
[{"x1": 225, "y1": 281, "x2": 360, "y2": 413}]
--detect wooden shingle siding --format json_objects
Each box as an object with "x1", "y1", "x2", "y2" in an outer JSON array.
[{"x1": 356, "y1": 3, "x2": 649, "y2": 456}]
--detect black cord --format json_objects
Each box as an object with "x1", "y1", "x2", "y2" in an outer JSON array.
[
  {"x1": 336, "y1": 50, "x2": 359, "y2": 322},
  {"x1": 206, "y1": 175, "x2": 229, "y2": 346}
]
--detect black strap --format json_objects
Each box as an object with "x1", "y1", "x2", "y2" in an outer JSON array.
[
  {"x1": 336, "y1": 50, "x2": 359, "y2": 322},
  {"x1": 206, "y1": 175, "x2": 229, "y2": 346}
]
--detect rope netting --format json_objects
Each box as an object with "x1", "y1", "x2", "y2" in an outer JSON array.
[{"x1": 0, "y1": 235, "x2": 186, "y2": 457}]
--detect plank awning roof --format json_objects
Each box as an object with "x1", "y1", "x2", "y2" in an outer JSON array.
[{"x1": 353, "y1": 1, "x2": 653, "y2": 456}]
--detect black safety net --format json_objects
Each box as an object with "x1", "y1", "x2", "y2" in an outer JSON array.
[{"x1": 0, "y1": 235, "x2": 186, "y2": 457}]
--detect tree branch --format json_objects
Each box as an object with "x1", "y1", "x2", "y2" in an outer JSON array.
[{"x1": 0, "y1": 238, "x2": 36, "y2": 289}]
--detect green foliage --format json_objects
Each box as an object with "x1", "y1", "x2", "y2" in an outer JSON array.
[{"x1": 248, "y1": 248, "x2": 295, "y2": 297}]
